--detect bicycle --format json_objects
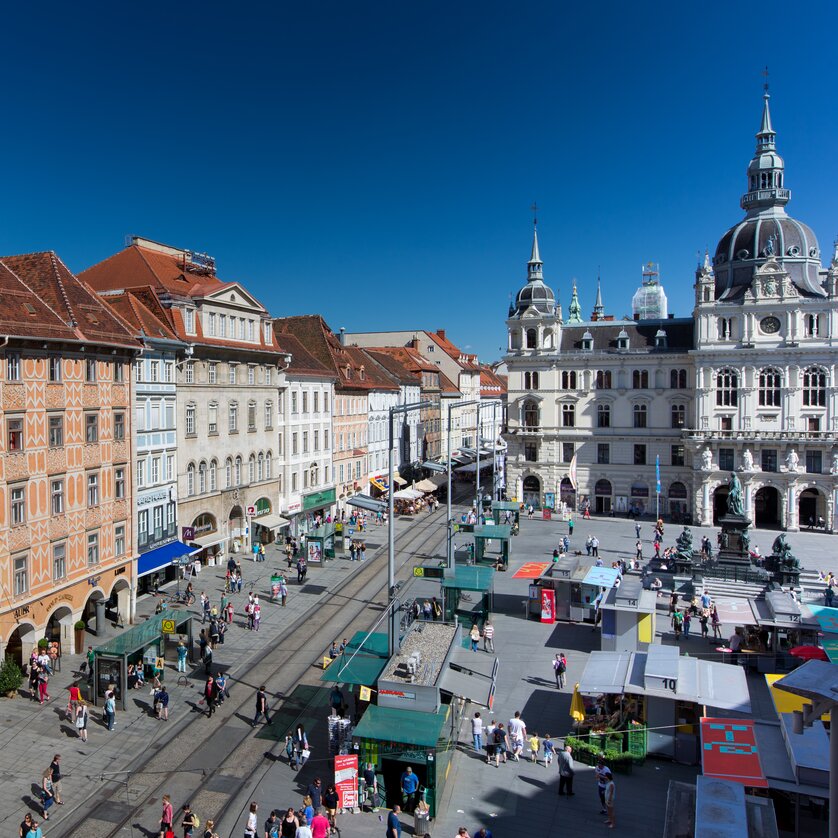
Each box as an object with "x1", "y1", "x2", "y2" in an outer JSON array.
[{"x1": 169, "y1": 590, "x2": 195, "y2": 605}]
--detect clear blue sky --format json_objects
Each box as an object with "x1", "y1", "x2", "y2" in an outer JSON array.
[{"x1": 1, "y1": 2, "x2": 836, "y2": 362}]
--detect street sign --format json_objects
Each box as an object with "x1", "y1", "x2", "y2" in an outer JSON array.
[
  {"x1": 247, "y1": 505, "x2": 256, "y2": 516},
  {"x1": 181, "y1": 526, "x2": 195, "y2": 541},
  {"x1": 414, "y1": 566, "x2": 444, "y2": 579},
  {"x1": 161, "y1": 618, "x2": 176, "y2": 634}
]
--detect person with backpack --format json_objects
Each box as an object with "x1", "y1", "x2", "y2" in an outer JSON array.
[
  {"x1": 492, "y1": 723, "x2": 508, "y2": 766},
  {"x1": 181, "y1": 803, "x2": 198, "y2": 838},
  {"x1": 154, "y1": 686, "x2": 170, "y2": 720},
  {"x1": 553, "y1": 653, "x2": 567, "y2": 689}
]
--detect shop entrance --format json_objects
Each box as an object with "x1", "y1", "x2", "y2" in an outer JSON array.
[
  {"x1": 522, "y1": 476, "x2": 541, "y2": 509},
  {"x1": 4, "y1": 622, "x2": 36, "y2": 667},
  {"x1": 595, "y1": 479, "x2": 612, "y2": 515},
  {"x1": 381, "y1": 757, "x2": 428, "y2": 810},
  {"x1": 46, "y1": 606, "x2": 74, "y2": 655},
  {"x1": 755, "y1": 487, "x2": 781, "y2": 527},
  {"x1": 798, "y1": 488, "x2": 826, "y2": 528}
]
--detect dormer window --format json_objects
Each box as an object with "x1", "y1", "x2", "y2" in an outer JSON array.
[
  {"x1": 654, "y1": 329, "x2": 667, "y2": 348},
  {"x1": 184, "y1": 308, "x2": 196, "y2": 335},
  {"x1": 581, "y1": 331, "x2": 593, "y2": 351},
  {"x1": 617, "y1": 329, "x2": 629, "y2": 350},
  {"x1": 345, "y1": 364, "x2": 352, "y2": 379},
  {"x1": 359, "y1": 366, "x2": 365, "y2": 380}
]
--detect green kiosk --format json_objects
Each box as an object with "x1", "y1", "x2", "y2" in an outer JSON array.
[
  {"x1": 305, "y1": 522, "x2": 337, "y2": 564},
  {"x1": 491, "y1": 500, "x2": 519, "y2": 526},
  {"x1": 471, "y1": 523, "x2": 511, "y2": 569},
  {"x1": 442, "y1": 565, "x2": 495, "y2": 629}
]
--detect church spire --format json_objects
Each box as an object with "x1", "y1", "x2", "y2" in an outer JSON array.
[
  {"x1": 741, "y1": 74, "x2": 789, "y2": 214},
  {"x1": 592, "y1": 273, "x2": 604, "y2": 320},
  {"x1": 527, "y1": 222, "x2": 543, "y2": 282},
  {"x1": 567, "y1": 280, "x2": 583, "y2": 324}
]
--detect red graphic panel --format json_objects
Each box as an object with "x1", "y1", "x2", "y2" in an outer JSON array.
[{"x1": 700, "y1": 718, "x2": 767, "y2": 787}]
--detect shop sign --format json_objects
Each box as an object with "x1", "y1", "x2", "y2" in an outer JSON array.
[
  {"x1": 302, "y1": 487, "x2": 336, "y2": 511},
  {"x1": 138, "y1": 491, "x2": 170, "y2": 507},
  {"x1": 182, "y1": 526, "x2": 196, "y2": 541},
  {"x1": 255, "y1": 497, "x2": 271, "y2": 516},
  {"x1": 14, "y1": 605, "x2": 31, "y2": 619},
  {"x1": 379, "y1": 688, "x2": 416, "y2": 701},
  {"x1": 161, "y1": 618, "x2": 176, "y2": 634},
  {"x1": 334, "y1": 755, "x2": 358, "y2": 809},
  {"x1": 44, "y1": 593, "x2": 74, "y2": 613},
  {"x1": 287, "y1": 501, "x2": 302, "y2": 514},
  {"x1": 540, "y1": 589, "x2": 556, "y2": 624}
]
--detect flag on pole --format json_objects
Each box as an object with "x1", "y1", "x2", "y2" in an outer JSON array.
[
  {"x1": 568, "y1": 452, "x2": 577, "y2": 489},
  {"x1": 655, "y1": 454, "x2": 661, "y2": 495}
]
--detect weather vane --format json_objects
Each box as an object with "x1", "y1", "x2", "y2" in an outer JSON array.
[
  {"x1": 531, "y1": 202, "x2": 539, "y2": 227},
  {"x1": 762, "y1": 65, "x2": 769, "y2": 94}
]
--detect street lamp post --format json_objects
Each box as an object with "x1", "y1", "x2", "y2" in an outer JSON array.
[{"x1": 388, "y1": 400, "x2": 432, "y2": 656}]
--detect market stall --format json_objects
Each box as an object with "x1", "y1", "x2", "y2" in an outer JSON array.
[
  {"x1": 530, "y1": 556, "x2": 621, "y2": 622},
  {"x1": 491, "y1": 500, "x2": 519, "y2": 526},
  {"x1": 577, "y1": 644, "x2": 751, "y2": 762},
  {"x1": 599, "y1": 576, "x2": 657, "y2": 653}
]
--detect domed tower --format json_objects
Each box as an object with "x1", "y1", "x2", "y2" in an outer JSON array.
[
  {"x1": 713, "y1": 90, "x2": 825, "y2": 300},
  {"x1": 506, "y1": 224, "x2": 560, "y2": 352}
]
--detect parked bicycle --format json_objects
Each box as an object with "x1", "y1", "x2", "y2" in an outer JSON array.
[{"x1": 169, "y1": 590, "x2": 195, "y2": 605}]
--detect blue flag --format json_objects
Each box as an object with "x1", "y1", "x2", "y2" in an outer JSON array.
[{"x1": 656, "y1": 455, "x2": 661, "y2": 495}]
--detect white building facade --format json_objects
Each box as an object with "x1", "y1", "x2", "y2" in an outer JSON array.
[{"x1": 503, "y1": 92, "x2": 837, "y2": 532}]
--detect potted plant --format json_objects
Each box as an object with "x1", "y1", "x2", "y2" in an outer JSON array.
[
  {"x1": 37, "y1": 638, "x2": 49, "y2": 652},
  {"x1": 0, "y1": 657, "x2": 23, "y2": 698},
  {"x1": 74, "y1": 620, "x2": 86, "y2": 653}
]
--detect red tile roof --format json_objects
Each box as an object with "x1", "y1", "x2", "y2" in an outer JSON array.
[
  {"x1": 480, "y1": 364, "x2": 508, "y2": 396},
  {"x1": 80, "y1": 242, "x2": 282, "y2": 354},
  {"x1": 428, "y1": 329, "x2": 479, "y2": 369},
  {"x1": 100, "y1": 287, "x2": 181, "y2": 342},
  {"x1": 364, "y1": 349, "x2": 417, "y2": 386},
  {"x1": 363, "y1": 345, "x2": 437, "y2": 376},
  {"x1": 439, "y1": 371, "x2": 462, "y2": 395},
  {"x1": 0, "y1": 251, "x2": 140, "y2": 348},
  {"x1": 272, "y1": 331, "x2": 335, "y2": 379}
]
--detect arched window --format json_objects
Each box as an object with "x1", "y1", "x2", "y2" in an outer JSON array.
[
  {"x1": 561, "y1": 371, "x2": 577, "y2": 389},
  {"x1": 632, "y1": 370, "x2": 649, "y2": 389},
  {"x1": 703, "y1": 287, "x2": 711, "y2": 302},
  {"x1": 758, "y1": 368, "x2": 782, "y2": 407},
  {"x1": 265, "y1": 451, "x2": 272, "y2": 479},
  {"x1": 249, "y1": 454, "x2": 256, "y2": 484},
  {"x1": 257, "y1": 453, "x2": 264, "y2": 481},
  {"x1": 671, "y1": 404, "x2": 686, "y2": 428},
  {"x1": 198, "y1": 460, "x2": 207, "y2": 494},
  {"x1": 524, "y1": 371, "x2": 540, "y2": 390},
  {"x1": 526, "y1": 328, "x2": 537, "y2": 349},
  {"x1": 235, "y1": 456, "x2": 243, "y2": 486},
  {"x1": 805, "y1": 314, "x2": 820, "y2": 337},
  {"x1": 803, "y1": 366, "x2": 827, "y2": 407},
  {"x1": 209, "y1": 459, "x2": 217, "y2": 491},
  {"x1": 716, "y1": 368, "x2": 739, "y2": 406},
  {"x1": 670, "y1": 369, "x2": 687, "y2": 389},
  {"x1": 596, "y1": 370, "x2": 612, "y2": 389},
  {"x1": 523, "y1": 400, "x2": 539, "y2": 428},
  {"x1": 225, "y1": 457, "x2": 233, "y2": 488},
  {"x1": 186, "y1": 462, "x2": 196, "y2": 496}
]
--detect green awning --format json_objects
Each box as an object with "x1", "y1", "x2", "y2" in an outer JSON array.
[
  {"x1": 93, "y1": 614, "x2": 190, "y2": 657},
  {"x1": 354, "y1": 705, "x2": 449, "y2": 748},
  {"x1": 319, "y1": 654, "x2": 386, "y2": 687},
  {"x1": 345, "y1": 631, "x2": 390, "y2": 658},
  {"x1": 473, "y1": 524, "x2": 511, "y2": 541},
  {"x1": 491, "y1": 501, "x2": 519, "y2": 512},
  {"x1": 441, "y1": 565, "x2": 495, "y2": 592}
]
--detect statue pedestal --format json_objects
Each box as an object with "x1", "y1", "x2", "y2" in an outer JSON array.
[
  {"x1": 763, "y1": 555, "x2": 801, "y2": 588},
  {"x1": 716, "y1": 514, "x2": 752, "y2": 567}
]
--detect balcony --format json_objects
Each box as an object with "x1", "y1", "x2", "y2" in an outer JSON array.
[{"x1": 683, "y1": 429, "x2": 833, "y2": 443}]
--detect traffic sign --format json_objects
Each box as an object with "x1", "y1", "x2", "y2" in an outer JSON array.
[
  {"x1": 161, "y1": 618, "x2": 176, "y2": 634},
  {"x1": 414, "y1": 565, "x2": 444, "y2": 579}
]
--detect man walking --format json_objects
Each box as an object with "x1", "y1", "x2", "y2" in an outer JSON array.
[
  {"x1": 507, "y1": 711, "x2": 527, "y2": 761},
  {"x1": 386, "y1": 805, "x2": 402, "y2": 838},
  {"x1": 471, "y1": 712, "x2": 483, "y2": 752},
  {"x1": 595, "y1": 759, "x2": 611, "y2": 815},
  {"x1": 482, "y1": 620, "x2": 495, "y2": 652},
  {"x1": 47, "y1": 755, "x2": 63, "y2": 805},
  {"x1": 252, "y1": 685, "x2": 271, "y2": 726},
  {"x1": 591, "y1": 536, "x2": 599, "y2": 557},
  {"x1": 553, "y1": 653, "x2": 567, "y2": 688},
  {"x1": 400, "y1": 766, "x2": 419, "y2": 812},
  {"x1": 556, "y1": 745, "x2": 575, "y2": 796}
]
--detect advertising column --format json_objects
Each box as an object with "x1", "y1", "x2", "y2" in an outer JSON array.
[{"x1": 335, "y1": 754, "x2": 359, "y2": 809}]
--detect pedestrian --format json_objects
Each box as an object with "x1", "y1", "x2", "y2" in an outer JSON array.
[
  {"x1": 201, "y1": 592, "x2": 210, "y2": 624},
  {"x1": 47, "y1": 755, "x2": 63, "y2": 805},
  {"x1": 75, "y1": 699, "x2": 89, "y2": 741},
  {"x1": 244, "y1": 802, "x2": 258, "y2": 838},
  {"x1": 203, "y1": 821, "x2": 215, "y2": 838},
  {"x1": 471, "y1": 712, "x2": 483, "y2": 752},
  {"x1": 635, "y1": 540, "x2": 643, "y2": 562},
  {"x1": 323, "y1": 784, "x2": 339, "y2": 830},
  {"x1": 295, "y1": 813, "x2": 313, "y2": 838},
  {"x1": 386, "y1": 805, "x2": 402, "y2": 838},
  {"x1": 279, "y1": 807, "x2": 298, "y2": 838},
  {"x1": 160, "y1": 794, "x2": 174, "y2": 838},
  {"x1": 19, "y1": 814, "x2": 34, "y2": 838},
  {"x1": 508, "y1": 711, "x2": 527, "y2": 761},
  {"x1": 264, "y1": 810, "x2": 281, "y2": 838},
  {"x1": 104, "y1": 689, "x2": 116, "y2": 731},
  {"x1": 474, "y1": 829, "x2": 493, "y2": 838},
  {"x1": 711, "y1": 605, "x2": 722, "y2": 639},
  {"x1": 528, "y1": 731, "x2": 540, "y2": 762},
  {"x1": 203, "y1": 644, "x2": 213, "y2": 675},
  {"x1": 469, "y1": 623, "x2": 480, "y2": 652},
  {"x1": 280, "y1": 578, "x2": 288, "y2": 607},
  {"x1": 542, "y1": 734, "x2": 554, "y2": 767},
  {"x1": 253, "y1": 685, "x2": 270, "y2": 726},
  {"x1": 182, "y1": 804, "x2": 197, "y2": 838},
  {"x1": 527, "y1": 504, "x2": 534, "y2": 519},
  {"x1": 209, "y1": 618, "x2": 220, "y2": 648},
  {"x1": 349, "y1": 542, "x2": 356, "y2": 562},
  {"x1": 236, "y1": 570, "x2": 244, "y2": 593},
  {"x1": 422, "y1": 600, "x2": 432, "y2": 620},
  {"x1": 591, "y1": 536, "x2": 599, "y2": 557},
  {"x1": 306, "y1": 778, "x2": 323, "y2": 811},
  {"x1": 635, "y1": 521, "x2": 641, "y2": 539},
  {"x1": 432, "y1": 598, "x2": 442, "y2": 620},
  {"x1": 669, "y1": 592, "x2": 678, "y2": 616},
  {"x1": 66, "y1": 682, "x2": 81, "y2": 720},
  {"x1": 297, "y1": 558, "x2": 307, "y2": 584},
  {"x1": 41, "y1": 769, "x2": 55, "y2": 820},
  {"x1": 595, "y1": 758, "x2": 610, "y2": 814},
  {"x1": 400, "y1": 765, "x2": 420, "y2": 812},
  {"x1": 553, "y1": 653, "x2": 567, "y2": 689},
  {"x1": 492, "y1": 723, "x2": 508, "y2": 766},
  {"x1": 603, "y1": 769, "x2": 616, "y2": 828},
  {"x1": 155, "y1": 685, "x2": 170, "y2": 720},
  {"x1": 37, "y1": 668, "x2": 50, "y2": 704},
  {"x1": 252, "y1": 597, "x2": 261, "y2": 632},
  {"x1": 482, "y1": 620, "x2": 495, "y2": 652},
  {"x1": 700, "y1": 611, "x2": 709, "y2": 638},
  {"x1": 557, "y1": 745, "x2": 575, "y2": 795},
  {"x1": 203, "y1": 676, "x2": 217, "y2": 718},
  {"x1": 177, "y1": 640, "x2": 188, "y2": 673},
  {"x1": 683, "y1": 611, "x2": 691, "y2": 638},
  {"x1": 294, "y1": 724, "x2": 310, "y2": 766},
  {"x1": 568, "y1": 517, "x2": 574, "y2": 536},
  {"x1": 673, "y1": 610, "x2": 683, "y2": 640}
]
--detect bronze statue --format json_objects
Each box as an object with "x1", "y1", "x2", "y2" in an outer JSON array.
[{"x1": 726, "y1": 472, "x2": 744, "y2": 517}]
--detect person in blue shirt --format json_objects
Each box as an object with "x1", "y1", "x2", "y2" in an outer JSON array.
[
  {"x1": 400, "y1": 766, "x2": 420, "y2": 812},
  {"x1": 474, "y1": 829, "x2": 493, "y2": 838},
  {"x1": 386, "y1": 805, "x2": 402, "y2": 837}
]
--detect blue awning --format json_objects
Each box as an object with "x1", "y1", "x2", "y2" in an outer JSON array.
[
  {"x1": 582, "y1": 566, "x2": 621, "y2": 589},
  {"x1": 138, "y1": 541, "x2": 196, "y2": 577}
]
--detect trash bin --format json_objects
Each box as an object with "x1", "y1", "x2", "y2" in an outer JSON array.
[
  {"x1": 94, "y1": 599, "x2": 106, "y2": 635},
  {"x1": 414, "y1": 809, "x2": 431, "y2": 836}
]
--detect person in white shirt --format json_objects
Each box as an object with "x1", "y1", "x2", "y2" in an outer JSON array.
[
  {"x1": 471, "y1": 712, "x2": 484, "y2": 752},
  {"x1": 507, "y1": 711, "x2": 527, "y2": 761}
]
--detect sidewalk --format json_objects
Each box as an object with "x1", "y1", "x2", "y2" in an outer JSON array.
[{"x1": 0, "y1": 513, "x2": 415, "y2": 836}]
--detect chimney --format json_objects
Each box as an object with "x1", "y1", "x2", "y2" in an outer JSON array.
[
  {"x1": 339, "y1": 327, "x2": 346, "y2": 345},
  {"x1": 410, "y1": 338, "x2": 420, "y2": 350},
  {"x1": 436, "y1": 329, "x2": 446, "y2": 340}
]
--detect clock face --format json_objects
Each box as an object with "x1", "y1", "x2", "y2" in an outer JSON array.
[{"x1": 760, "y1": 316, "x2": 781, "y2": 334}]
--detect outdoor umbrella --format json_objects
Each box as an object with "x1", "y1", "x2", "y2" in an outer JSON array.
[
  {"x1": 789, "y1": 645, "x2": 829, "y2": 662},
  {"x1": 569, "y1": 683, "x2": 585, "y2": 723}
]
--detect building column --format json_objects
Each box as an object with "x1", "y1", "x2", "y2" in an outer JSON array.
[
  {"x1": 786, "y1": 483, "x2": 799, "y2": 532},
  {"x1": 744, "y1": 480, "x2": 754, "y2": 522},
  {"x1": 701, "y1": 481, "x2": 711, "y2": 526}
]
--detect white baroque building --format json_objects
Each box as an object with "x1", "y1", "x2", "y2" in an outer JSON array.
[{"x1": 504, "y1": 91, "x2": 838, "y2": 531}]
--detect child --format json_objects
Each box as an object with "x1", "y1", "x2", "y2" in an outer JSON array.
[
  {"x1": 543, "y1": 734, "x2": 554, "y2": 767},
  {"x1": 528, "y1": 732, "x2": 540, "y2": 763}
]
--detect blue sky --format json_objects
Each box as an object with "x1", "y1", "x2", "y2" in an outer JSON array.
[{"x1": 1, "y1": 2, "x2": 836, "y2": 362}]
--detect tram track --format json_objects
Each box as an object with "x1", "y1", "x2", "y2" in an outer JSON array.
[{"x1": 61, "y1": 501, "x2": 461, "y2": 838}]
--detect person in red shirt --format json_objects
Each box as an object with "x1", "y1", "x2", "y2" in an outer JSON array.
[{"x1": 309, "y1": 807, "x2": 330, "y2": 838}]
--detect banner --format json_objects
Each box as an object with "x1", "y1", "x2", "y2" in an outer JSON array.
[
  {"x1": 700, "y1": 718, "x2": 767, "y2": 787},
  {"x1": 655, "y1": 455, "x2": 661, "y2": 496},
  {"x1": 540, "y1": 588, "x2": 556, "y2": 624},
  {"x1": 568, "y1": 454, "x2": 577, "y2": 489},
  {"x1": 335, "y1": 754, "x2": 359, "y2": 808}
]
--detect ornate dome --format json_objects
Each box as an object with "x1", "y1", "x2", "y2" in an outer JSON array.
[
  {"x1": 511, "y1": 227, "x2": 557, "y2": 316},
  {"x1": 712, "y1": 92, "x2": 826, "y2": 300}
]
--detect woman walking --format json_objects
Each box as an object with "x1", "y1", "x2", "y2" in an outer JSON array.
[
  {"x1": 159, "y1": 794, "x2": 174, "y2": 838},
  {"x1": 75, "y1": 700, "x2": 89, "y2": 742}
]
